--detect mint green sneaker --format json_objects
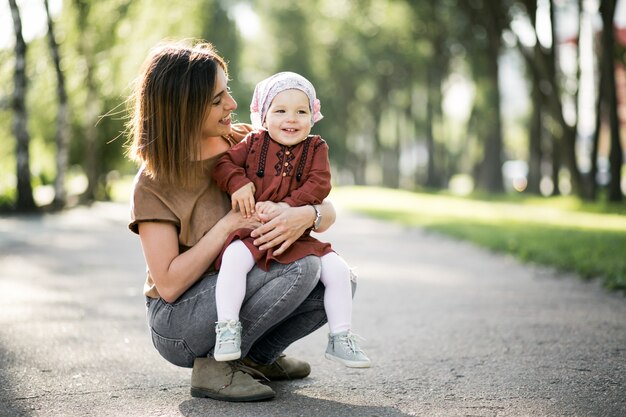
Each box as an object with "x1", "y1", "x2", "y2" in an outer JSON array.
[
  {"x1": 214, "y1": 320, "x2": 242, "y2": 362},
  {"x1": 325, "y1": 331, "x2": 371, "y2": 368}
]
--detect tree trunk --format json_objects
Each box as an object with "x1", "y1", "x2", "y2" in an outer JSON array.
[
  {"x1": 545, "y1": 0, "x2": 582, "y2": 195},
  {"x1": 387, "y1": 113, "x2": 402, "y2": 189},
  {"x1": 517, "y1": 1, "x2": 583, "y2": 196},
  {"x1": 73, "y1": 0, "x2": 100, "y2": 202},
  {"x1": 587, "y1": 73, "x2": 603, "y2": 200},
  {"x1": 9, "y1": 0, "x2": 36, "y2": 212},
  {"x1": 566, "y1": 0, "x2": 584, "y2": 197},
  {"x1": 580, "y1": 0, "x2": 599, "y2": 200},
  {"x1": 518, "y1": 0, "x2": 543, "y2": 194},
  {"x1": 527, "y1": 77, "x2": 543, "y2": 194},
  {"x1": 474, "y1": 89, "x2": 505, "y2": 194},
  {"x1": 600, "y1": 0, "x2": 623, "y2": 202},
  {"x1": 475, "y1": 4, "x2": 504, "y2": 193},
  {"x1": 425, "y1": 66, "x2": 439, "y2": 188},
  {"x1": 45, "y1": 0, "x2": 70, "y2": 209}
]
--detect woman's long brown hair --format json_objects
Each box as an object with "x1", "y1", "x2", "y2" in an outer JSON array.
[{"x1": 127, "y1": 40, "x2": 227, "y2": 186}]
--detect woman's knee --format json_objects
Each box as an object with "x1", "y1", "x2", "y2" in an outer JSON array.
[
  {"x1": 295, "y1": 255, "x2": 322, "y2": 279},
  {"x1": 241, "y1": 256, "x2": 322, "y2": 324},
  {"x1": 248, "y1": 255, "x2": 321, "y2": 292},
  {"x1": 287, "y1": 255, "x2": 322, "y2": 296}
]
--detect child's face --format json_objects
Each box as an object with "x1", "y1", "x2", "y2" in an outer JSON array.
[{"x1": 263, "y1": 89, "x2": 312, "y2": 146}]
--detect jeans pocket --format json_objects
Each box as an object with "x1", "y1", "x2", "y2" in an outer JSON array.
[{"x1": 150, "y1": 328, "x2": 196, "y2": 368}]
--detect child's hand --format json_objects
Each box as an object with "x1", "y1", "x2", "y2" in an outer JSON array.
[
  {"x1": 231, "y1": 182, "x2": 256, "y2": 218},
  {"x1": 256, "y1": 201, "x2": 289, "y2": 216}
]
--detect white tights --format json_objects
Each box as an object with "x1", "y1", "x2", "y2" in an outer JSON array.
[
  {"x1": 215, "y1": 240, "x2": 255, "y2": 321},
  {"x1": 215, "y1": 240, "x2": 353, "y2": 334},
  {"x1": 319, "y1": 252, "x2": 352, "y2": 334}
]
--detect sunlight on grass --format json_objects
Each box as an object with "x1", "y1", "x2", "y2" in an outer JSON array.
[
  {"x1": 330, "y1": 186, "x2": 626, "y2": 291},
  {"x1": 330, "y1": 186, "x2": 626, "y2": 232}
]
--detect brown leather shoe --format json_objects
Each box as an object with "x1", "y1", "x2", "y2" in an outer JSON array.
[
  {"x1": 241, "y1": 354, "x2": 311, "y2": 381},
  {"x1": 190, "y1": 357, "x2": 275, "y2": 402}
]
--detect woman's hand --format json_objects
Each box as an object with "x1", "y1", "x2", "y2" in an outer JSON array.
[
  {"x1": 250, "y1": 204, "x2": 313, "y2": 256},
  {"x1": 220, "y1": 208, "x2": 263, "y2": 232},
  {"x1": 250, "y1": 200, "x2": 336, "y2": 256}
]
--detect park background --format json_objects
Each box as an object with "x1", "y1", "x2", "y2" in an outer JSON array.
[{"x1": 1, "y1": 0, "x2": 626, "y2": 291}]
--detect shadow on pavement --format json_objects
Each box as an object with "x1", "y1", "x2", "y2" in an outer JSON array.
[{"x1": 179, "y1": 393, "x2": 415, "y2": 417}]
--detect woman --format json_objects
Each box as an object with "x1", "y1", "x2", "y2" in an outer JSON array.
[{"x1": 126, "y1": 40, "x2": 343, "y2": 402}]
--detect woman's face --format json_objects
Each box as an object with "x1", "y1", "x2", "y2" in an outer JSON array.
[
  {"x1": 263, "y1": 89, "x2": 312, "y2": 147},
  {"x1": 200, "y1": 66, "x2": 237, "y2": 139}
]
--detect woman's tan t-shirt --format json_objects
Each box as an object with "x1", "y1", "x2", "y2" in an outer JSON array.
[{"x1": 129, "y1": 124, "x2": 253, "y2": 299}]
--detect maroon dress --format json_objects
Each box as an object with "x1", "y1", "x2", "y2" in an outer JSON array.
[{"x1": 213, "y1": 130, "x2": 334, "y2": 271}]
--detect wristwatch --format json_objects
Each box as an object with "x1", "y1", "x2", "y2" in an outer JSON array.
[{"x1": 311, "y1": 204, "x2": 322, "y2": 231}]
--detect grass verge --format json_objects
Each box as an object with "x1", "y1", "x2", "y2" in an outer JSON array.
[{"x1": 330, "y1": 186, "x2": 626, "y2": 293}]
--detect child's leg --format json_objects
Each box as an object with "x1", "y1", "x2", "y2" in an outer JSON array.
[
  {"x1": 214, "y1": 240, "x2": 255, "y2": 361},
  {"x1": 321, "y1": 253, "x2": 371, "y2": 368},
  {"x1": 216, "y1": 240, "x2": 255, "y2": 321},
  {"x1": 319, "y1": 252, "x2": 353, "y2": 334}
]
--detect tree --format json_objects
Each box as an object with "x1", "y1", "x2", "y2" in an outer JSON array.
[
  {"x1": 69, "y1": 0, "x2": 133, "y2": 202},
  {"x1": 460, "y1": 0, "x2": 507, "y2": 193},
  {"x1": 547, "y1": 0, "x2": 582, "y2": 196},
  {"x1": 200, "y1": 0, "x2": 245, "y2": 109},
  {"x1": 512, "y1": 0, "x2": 583, "y2": 197},
  {"x1": 412, "y1": 1, "x2": 451, "y2": 188},
  {"x1": 599, "y1": 0, "x2": 623, "y2": 202},
  {"x1": 517, "y1": 0, "x2": 546, "y2": 195},
  {"x1": 8, "y1": 0, "x2": 36, "y2": 211},
  {"x1": 44, "y1": 0, "x2": 70, "y2": 209}
]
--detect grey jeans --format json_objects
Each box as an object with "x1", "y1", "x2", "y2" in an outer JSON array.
[{"x1": 145, "y1": 255, "x2": 338, "y2": 368}]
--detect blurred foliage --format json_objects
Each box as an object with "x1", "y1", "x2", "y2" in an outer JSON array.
[{"x1": 0, "y1": 0, "x2": 624, "y2": 210}]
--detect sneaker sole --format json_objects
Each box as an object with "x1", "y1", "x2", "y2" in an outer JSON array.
[
  {"x1": 325, "y1": 353, "x2": 371, "y2": 368},
  {"x1": 213, "y1": 351, "x2": 241, "y2": 362},
  {"x1": 190, "y1": 386, "x2": 275, "y2": 402}
]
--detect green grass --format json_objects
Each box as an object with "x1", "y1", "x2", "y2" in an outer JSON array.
[{"x1": 330, "y1": 186, "x2": 626, "y2": 292}]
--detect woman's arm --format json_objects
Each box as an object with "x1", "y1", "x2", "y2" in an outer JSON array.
[
  {"x1": 250, "y1": 199, "x2": 336, "y2": 256},
  {"x1": 138, "y1": 210, "x2": 260, "y2": 303}
]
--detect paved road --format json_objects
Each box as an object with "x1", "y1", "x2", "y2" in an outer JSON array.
[{"x1": 0, "y1": 202, "x2": 624, "y2": 417}]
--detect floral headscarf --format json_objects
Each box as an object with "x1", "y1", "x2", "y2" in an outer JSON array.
[{"x1": 250, "y1": 71, "x2": 323, "y2": 128}]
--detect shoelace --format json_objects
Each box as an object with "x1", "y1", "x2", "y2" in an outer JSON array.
[
  {"x1": 216, "y1": 320, "x2": 240, "y2": 346},
  {"x1": 232, "y1": 361, "x2": 270, "y2": 381},
  {"x1": 340, "y1": 332, "x2": 366, "y2": 354},
  {"x1": 219, "y1": 361, "x2": 269, "y2": 389}
]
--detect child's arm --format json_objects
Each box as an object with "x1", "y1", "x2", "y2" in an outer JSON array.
[
  {"x1": 231, "y1": 182, "x2": 256, "y2": 218},
  {"x1": 212, "y1": 134, "x2": 256, "y2": 197},
  {"x1": 213, "y1": 133, "x2": 259, "y2": 217}
]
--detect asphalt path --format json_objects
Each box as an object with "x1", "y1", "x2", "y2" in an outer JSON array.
[{"x1": 0, "y1": 202, "x2": 624, "y2": 417}]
